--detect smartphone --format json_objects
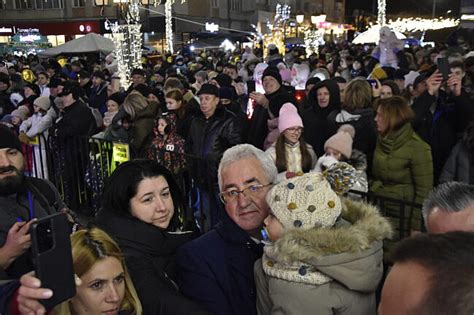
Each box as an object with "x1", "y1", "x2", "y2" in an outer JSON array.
[
  {"x1": 437, "y1": 57, "x2": 450, "y2": 81},
  {"x1": 367, "y1": 79, "x2": 378, "y2": 88},
  {"x1": 30, "y1": 213, "x2": 76, "y2": 310}
]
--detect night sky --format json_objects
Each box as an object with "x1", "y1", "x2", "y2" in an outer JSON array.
[{"x1": 345, "y1": 0, "x2": 462, "y2": 19}]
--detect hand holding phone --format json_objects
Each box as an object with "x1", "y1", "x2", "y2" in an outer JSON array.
[
  {"x1": 30, "y1": 213, "x2": 76, "y2": 310},
  {"x1": 437, "y1": 57, "x2": 450, "y2": 81}
]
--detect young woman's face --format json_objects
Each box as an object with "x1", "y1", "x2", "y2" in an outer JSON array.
[
  {"x1": 317, "y1": 86, "x2": 330, "y2": 108},
  {"x1": 166, "y1": 97, "x2": 182, "y2": 111},
  {"x1": 380, "y1": 85, "x2": 393, "y2": 99},
  {"x1": 283, "y1": 126, "x2": 303, "y2": 144},
  {"x1": 157, "y1": 118, "x2": 167, "y2": 136},
  {"x1": 375, "y1": 106, "x2": 389, "y2": 134},
  {"x1": 263, "y1": 214, "x2": 284, "y2": 241},
  {"x1": 71, "y1": 256, "x2": 125, "y2": 315},
  {"x1": 130, "y1": 176, "x2": 175, "y2": 229},
  {"x1": 33, "y1": 104, "x2": 41, "y2": 113},
  {"x1": 107, "y1": 100, "x2": 119, "y2": 113}
]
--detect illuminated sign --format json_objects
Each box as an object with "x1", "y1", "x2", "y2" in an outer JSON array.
[
  {"x1": 205, "y1": 22, "x2": 219, "y2": 33},
  {"x1": 19, "y1": 34, "x2": 41, "y2": 42},
  {"x1": 0, "y1": 27, "x2": 14, "y2": 33},
  {"x1": 18, "y1": 28, "x2": 40, "y2": 33}
]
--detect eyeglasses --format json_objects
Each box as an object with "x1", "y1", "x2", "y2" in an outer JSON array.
[{"x1": 219, "y1": 183, "x2": 272, "y2": 204}]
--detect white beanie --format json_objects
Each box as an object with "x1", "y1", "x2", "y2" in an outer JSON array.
[{"x1": 324, "y1": 124, "x2": 355, "y2": 159}]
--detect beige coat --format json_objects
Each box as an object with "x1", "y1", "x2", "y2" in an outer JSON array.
[{"x1": 255, "y1": 198, "x2": 393, "y2": 315}]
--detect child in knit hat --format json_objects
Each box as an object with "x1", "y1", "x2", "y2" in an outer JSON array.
[
  {"x1": 18, "y1": 96, "x2": 52, "y2": 179},
  {"x1": 254, "y1": 164, "x2": 393, "y2": 315},
  {"x1": 314, "y1": 124, "x2": 368, "y2": 193},
  {"x1": 265, "y1": 103, "x2": 317, "y2": 182}
]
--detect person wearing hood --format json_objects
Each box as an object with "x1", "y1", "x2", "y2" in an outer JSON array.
[
  {"x1": 327, "y1": 79, "x2": 377, "y2": 169},
  {"x1": 0, "y1": 73, "x2": 14, "y2": 119},
  {"x1": 248, "y1": 66, "x2": 295, "y2": 150},
  {"x1": 18, "y1": 83, "x2": 40, "y2": 116},
  {"x1": 255, "y1": 167, "x2": 392, "y2": 315},
  {"x1": 302, "y1": 79, "x2": 341, "y2": 157}
]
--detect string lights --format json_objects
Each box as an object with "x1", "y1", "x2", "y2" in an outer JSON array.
[
  {"x1": 377, "y1": 0, "x2": 386, "y2": 26},
  {"x1": 157, "y1": 0, "x2": 186, "y2": 54},
  {"x1": 111, "y1": 23, "x2": 142, "y2": 89},
  {"x1": 304, "y1": 29, "x2": 324, "y2": 57},
  {"x1": 388, "y1": 17, "x2": 459, "y2": 33}
]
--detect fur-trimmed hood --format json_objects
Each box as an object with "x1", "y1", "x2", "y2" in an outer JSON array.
[{"x1": 267, "y1": 198, "x2": 393, "y2": 291}]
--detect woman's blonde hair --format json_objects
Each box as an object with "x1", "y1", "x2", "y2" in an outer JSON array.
[
  {"x1": 123, "y1": 92, "x2": 148, "y2": 120},
  {"x1": 376, "y1": 96, "x2": 414, "y2": 135},
  {"x1": 54, "y1": 228, "x2": 142, "y2": 315},
  {"x1": 343, "y1": 79, "x2": 372, "y2": 111}
]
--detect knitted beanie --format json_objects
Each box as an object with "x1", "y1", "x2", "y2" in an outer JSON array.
[
  {"x1": 278, "y1": 103, "x2": 303, "y2": 133},
  {"x1": 0, "y1": 124, "x2": 22, "y2": 152},
  {"x1": 11, "y1": 106, "x2": 29, "y2": 121},
  {"x1": 33, "y1": 96, "x2": 51, "y2": 111},
  {"x1": 262, "y1": 66, "x2": 282, "y2": 86},
  {"x1": 266, "y1": 172, "x2": 342, "y2": 230},
  {"x1": 324, "y1": 124, "x2": 355, "y2": 159}
]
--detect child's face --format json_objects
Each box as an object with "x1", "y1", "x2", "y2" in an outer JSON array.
[
  {"x1": 12, "y1": 116, "x2": 21, "y2": 125},
  {"x1": 33, "y1": 104, "x2": 40, "y2": 113},
  {"x1": 263, "y1": 214, "x2": 284, "y2": 242},
  {"x1": 166, "y1": 98, "x2": 181, "y2": 111},
  {"x1": 326, "y1": 147, "x2": 342, "y2": 161},
  {"x1": 107, "y1": 100, "x2": 119, "y2": 113},
  {"x1": 283, "y1": 127, "x2": 303, "y2": 144},
  {"x1": 157, "y1": 118, "x2": 167, "y2": 136}
]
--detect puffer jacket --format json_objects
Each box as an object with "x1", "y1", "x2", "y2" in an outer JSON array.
[
  {"x1": 370, "y1": 123, "x2": 433, "y2": 233},
  {"x1": 186, "y1": 107, "x2": 241, "y2": 187},
  {"x1": 129, "y1": 100, "x2": 159, "y2": 157},
  {"x1": 255, "y1": 198, "x2": 393, "y2": 315}
]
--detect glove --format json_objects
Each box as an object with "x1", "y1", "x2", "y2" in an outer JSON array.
[{"x1": 18, "y1": 132, "x2": 30, "y2": 144}]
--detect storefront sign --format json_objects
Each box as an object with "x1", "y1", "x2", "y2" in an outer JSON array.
[
  {"x1": 0, "y1": 27, "x2": 15, "y2": 33},
  {"x1": 205, "y1": 22, "x2": 219, "y2": 33},
  {"x1": 0, "y1": 22, "x2": 100, "y2": 36}
]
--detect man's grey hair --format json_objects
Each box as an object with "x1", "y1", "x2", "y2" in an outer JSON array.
[
  {"x1": 422, "y1": 182, "x2": 474, "y2": 223},
  {"x1": 195, "y1": 70, "x2": 208, "y2": 81},
  {"x1": 218, "y1": 144, "x2": 277, "y2": 191}
]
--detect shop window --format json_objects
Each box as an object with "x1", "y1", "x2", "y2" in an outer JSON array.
[
  {"x1": 36, "y1": 0, "x2": 62, "y2": 9},
  {"x1": 15, "y1": 0, "x2": 34, "y2": 9},
  {"x1": 230, "y1": 0, "x2": 240, "y2": 12},
  {"x1": 72, "y1": 0, "x2": 85, "y2": 7},
  {"x1": 211, "y1": 0, "x2": 218, "y2": 8}
]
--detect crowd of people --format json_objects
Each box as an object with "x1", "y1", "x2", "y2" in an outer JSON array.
[{"x1": 0, "y1": 36, "x2": 474, "y2": 314}]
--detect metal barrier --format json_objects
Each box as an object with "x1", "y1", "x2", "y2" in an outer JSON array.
[{"x1": 22, "y1": 137, "x2": 425, "y2": 239}]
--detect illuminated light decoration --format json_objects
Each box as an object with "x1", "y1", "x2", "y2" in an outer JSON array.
[
  {"x1": 205, "y1": 22, "x2": 219, "y2": 33},
  {"x1": 157, "y1": 0, "x2": 186, "y2": 54},
  {"x1": 461, "y1": 14, "x2": 474, "y2": 21},
  {"x1": 377, "y1": 0, "x2": 386, "y2": 26},
  {"x1": 387, "y1": 17, "x2": 460, "y2": 33},
  {"x1": 111, "y1": 23, "x2": 142, "y2": 89},
  {"x1": 304, "y1": 29, "x2": 324, "y2": 57},
  {"x1": 220, "y1": 39, "x2": 236, "y2": 51}
]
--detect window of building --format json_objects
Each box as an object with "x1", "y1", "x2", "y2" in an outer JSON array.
[
  {"x1": 211, "y1": 0, "x2": 218, "y2": 8},
  {"x1": 15, "y1": 0, "x2": 34, "y2": 9},
  {"x1": 72, "y1": 0, "x2": 85, "y2": 7},
  {"x1": 230, "y1": 0, "x2": 240, "y2": 12},
  {"x1": 36, "y1": 0, "x2": 62, "y2": 9}
]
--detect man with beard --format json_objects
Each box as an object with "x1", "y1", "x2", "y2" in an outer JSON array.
[{"x1": 0, "y1": 125, "x2": 67, "y2": 280}]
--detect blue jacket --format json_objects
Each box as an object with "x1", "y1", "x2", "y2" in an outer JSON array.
[{"x1": 176, "y1": 215, "x2": 263, "y2": 315}]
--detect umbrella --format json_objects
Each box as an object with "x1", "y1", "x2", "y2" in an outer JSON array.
[
  {"x1": 352, "y1": 25, "x2": 406, "y2": 44},
  {"x1": 38, "y1": 33, "x2": 114, "y2": 57}
]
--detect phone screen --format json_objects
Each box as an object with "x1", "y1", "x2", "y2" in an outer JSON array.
[{"x1": 437, "y1": 57, "x2": 450, "y2": 81}]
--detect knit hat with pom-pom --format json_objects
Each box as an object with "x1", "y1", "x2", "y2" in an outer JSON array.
[{"x1": 324, "y1": 124, "x2": 355, "y2": 159}]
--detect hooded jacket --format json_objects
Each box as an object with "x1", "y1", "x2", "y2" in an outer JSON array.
[
  {"x1": 302, "y1": 80, "x2": 341, "y2": 157},
  {"x1": 255, "y1": 198, "x2": 393, "y2": 315}
]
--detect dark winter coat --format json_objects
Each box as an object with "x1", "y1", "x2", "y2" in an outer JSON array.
[
  {"x1": 412, "y1": 90, "x2": 474, "y2": 182},
  {"x1": 302, "y1": 80, "x2": 341, "y2": 157},
  {"x1": 176, "y1": 214, "x2": 264, "y2": 315},
  {"x1": 327, "y1": 108, "x2": 377, "y2": 169},
  {"x1": 95, "y1": 210, "x2": 209, "y2": 315},
  {"x1": 0, "y1": 90, "x2": 14, "y2": 118},
  {"x1": 370, "y1": 123, "x2": 433, "y2": 234},
  {"x1": 0, "y1": 178, "x2": 65, "y2": 279},
  {"x1": 129, "y1": 100, "x2": 159, "y2": 157},
  {"x1": 439, "y1": 142, "x2": 473, "y2": 184},
  {"x1": 88, "y1": 82, "x2": 108, "y2": 114},
  {"x1": 186, "y1": 107, "x2": 241, "y2": 188},
  {"x1": 53, "y1": 99, "x2": 96, "y2": 140},
  {"x1": 247, "y1": 87, "x2": 294, "y2": 149}
]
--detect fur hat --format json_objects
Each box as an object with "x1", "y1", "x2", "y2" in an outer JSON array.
[
  {"x1": 198, "y1": 83, "x2": 219, "y2": 97},
  {"x1": 0, "y1": 124, "x2": 22, "y2": 152},
  {"x1": 278, "y1": 103, "x2": 302, "y2": 133},
  {"x1": 262, "y1": 66, "x2": 282, "y2": 86},
  {"x1": 33, "y1": 96, "x2": 51, "y2": 111},
  {"x1": 266, "y1": 172, "x2": 342, "y2": 230},
  {"x1": 324, "y1": 124, "x2": 355, "y2": 159}
]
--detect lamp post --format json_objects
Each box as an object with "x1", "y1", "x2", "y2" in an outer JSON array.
[{"x1": 296, "y1": 14, "x2": 304, "y2": 38}]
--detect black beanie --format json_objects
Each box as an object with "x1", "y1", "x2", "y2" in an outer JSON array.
[
  {"x1": 262, "y1": 66, "x2": 282, "y2": 86},
  {"x1": 108, "y1": 92, "x2": 125, "y2": 105},
  {"x1": 0, "y1": 125, "x2": 22, "y2": 152},
  {"x1": 214, "y1": 73, "x2": 233, "y2": 88}
]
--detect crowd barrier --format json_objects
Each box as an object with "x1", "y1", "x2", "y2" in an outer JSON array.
[{"x1": 22, "y1": 135, "x2": 424, "y2": 237}]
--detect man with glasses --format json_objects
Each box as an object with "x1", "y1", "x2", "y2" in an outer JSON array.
[{"x1": 177, "y1": 144, "x2": 277, "y2": 315}]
